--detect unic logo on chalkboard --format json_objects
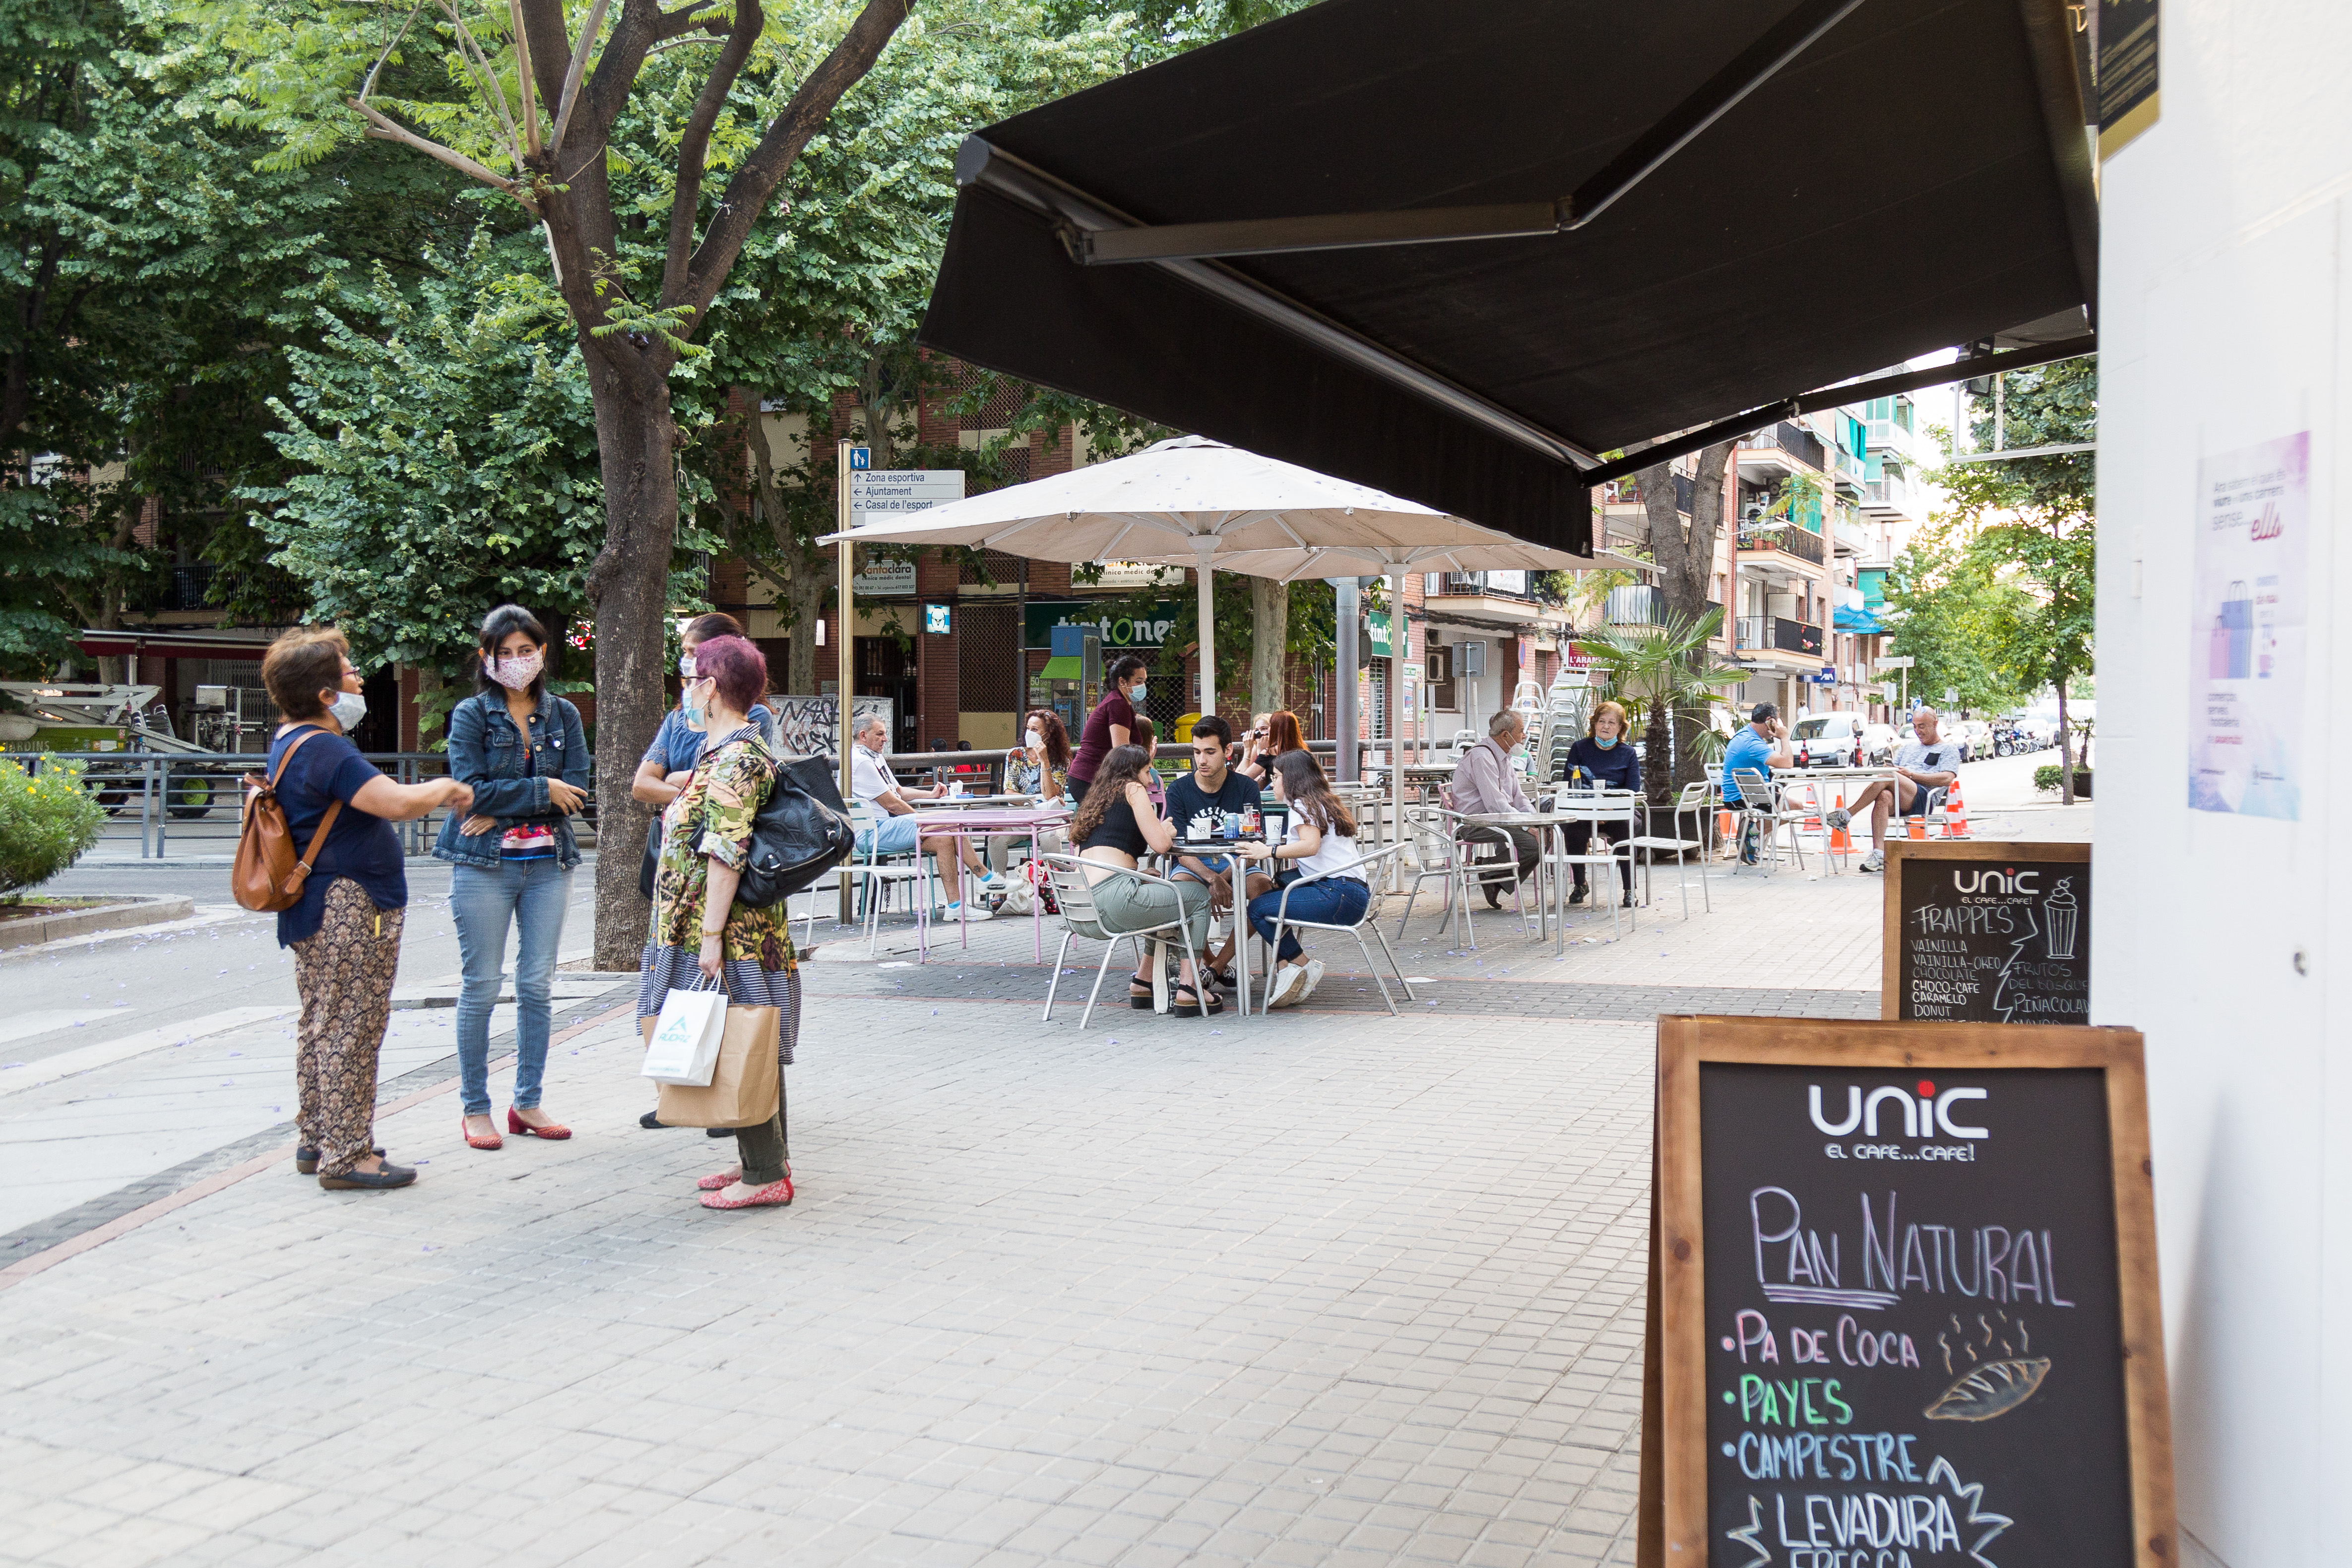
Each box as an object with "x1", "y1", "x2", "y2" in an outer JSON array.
[
  {"x1": 1951, "y1": 867, "x2": 2039, "y2": 894},
  {"x1": 1809, "y1": 1081, "x2": 1990, "y2": 1141}
]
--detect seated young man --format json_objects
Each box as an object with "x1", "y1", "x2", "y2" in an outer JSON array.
[
  {"x1": 1828, "y1": 707, "x2": 1964, "y2": 872},
  {"x1": 1162, "y1": 715, "x2": 1273, "y2": 987}
]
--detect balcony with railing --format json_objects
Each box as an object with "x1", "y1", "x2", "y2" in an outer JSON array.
[
  {"x1": 1829, "y1": 442, "x2": 1868, "y2": 495},
  {"x1": 1736, "y1": 522, "x2": 1826, "y2": 566},
  {"x1": 1434, "y1": 570, "x2": 1533, "y2": 600},
  {"x1": 1741, "y1": 420, "x2": 1827, "y2": 472},
  {"x1": 1733, "y1": 616, "x2": 1825, "y2": 657},
  {"x1": 1866, "y1": 416, "x2": 1915, "y2": 463},
  {"x1": 1603, "y1": 584, "x2": 1665, "y2": 626},
  {"x1": 1861, "y1": 469, "x2": 1916, "y2": 519}
]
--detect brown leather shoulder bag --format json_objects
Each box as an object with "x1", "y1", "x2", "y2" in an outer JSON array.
[{"x1": 233, "y1": 729, "x2": 344, "y2": 912}]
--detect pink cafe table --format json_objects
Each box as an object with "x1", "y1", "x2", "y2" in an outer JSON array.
[{"x1": 911, "y1": 804, "x2": 1072, "y2": 961}]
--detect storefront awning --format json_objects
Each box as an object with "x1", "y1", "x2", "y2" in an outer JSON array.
[{"x1": 922, "y1": 0, "x2": 2096, "y2": 557}]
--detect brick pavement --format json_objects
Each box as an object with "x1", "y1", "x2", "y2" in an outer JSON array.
[{"x1": 0, "y1": 848, "x2": 1927, "y2": 1568}]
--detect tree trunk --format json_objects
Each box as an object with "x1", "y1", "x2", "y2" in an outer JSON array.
[
  {"x1": 787, "y1": 556, "x2": 828, "y2": 696},
  {"x1": 2055, "y1": 678, "x2": 2074, "y2": 806},
  {"x1": 584, "y1": 366, "x2": 684, "y2": 971},
  {"x1": 1636, "y1": 442, "x2": 1736, "y2": 799},
  {"x1": 1250, "y1": 576, "x2": 1289, "y2": 716}
]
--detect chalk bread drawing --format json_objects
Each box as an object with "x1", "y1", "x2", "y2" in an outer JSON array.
[
  {"x1": 1929, "y1": 1310, "x2": 2049, "y2": 1421},
  {"x1": 1926, "y1": 1358, "x2": 2051, "y2": 1422}
]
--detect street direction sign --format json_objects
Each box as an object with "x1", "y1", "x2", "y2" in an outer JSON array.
[
  {"x1": 1875, "y1": 654, "x2": 1915, "y2": 671},
  {"x1": 848, "y1": 468, "x2": 964, "y2": 525}
]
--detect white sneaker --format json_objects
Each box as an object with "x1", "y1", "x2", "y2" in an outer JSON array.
[
  {"x1": 1267, "y1": 963, "x2": 1309, "y2": 1009},
  {"x1": 1824, "y1": 807, "x2": 1851, "y2": 830},
  {"x1": 1298, "y1": 959, "x2": 1327, "y2": 1002},
  {"x1": 943, "y1": 901, "x2": 995, "y2": 922},
  {"x1": 978, "y1": 872, "x2": 1008, "y2": 892},
  {"x1": 1859, "y1": 850, "x2": 1885, "y2": 873}
]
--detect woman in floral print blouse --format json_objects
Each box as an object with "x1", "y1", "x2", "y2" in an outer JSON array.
[{"x1": 634, "y1": 635, "x2": 801, "y2": 1210}]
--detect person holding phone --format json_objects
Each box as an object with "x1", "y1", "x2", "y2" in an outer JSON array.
[{"x1": 991, "y1": 710, "x2": 1073, "y2": 877}]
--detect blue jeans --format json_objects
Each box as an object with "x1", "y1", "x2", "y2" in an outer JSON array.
[
  {"x1": 1248, "y1": 875, "x2": 1371, "y2": 962},
  {"x1": 449, "y1": 858, "x2": 572, "y2": 1115}
]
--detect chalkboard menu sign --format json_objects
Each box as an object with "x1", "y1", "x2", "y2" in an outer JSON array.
[
  {"x1": 1639, "y1": 1018, "x2": 2173, "y2": 1568},
  {"x1": 1884, "y1": 842, "x2": 2090, "y2": 1024}
]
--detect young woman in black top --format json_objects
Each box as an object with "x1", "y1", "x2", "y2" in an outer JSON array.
[{"x1": 1070, "y1": 744, "x2": 1219, "y2": 1014}]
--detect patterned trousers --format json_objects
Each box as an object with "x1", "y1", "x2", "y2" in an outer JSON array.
[{"x1": 293, "y1": 878, "x2": 406, "y2": 1177}]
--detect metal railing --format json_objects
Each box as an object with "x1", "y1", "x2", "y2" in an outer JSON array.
[
  {"x1": 1745, "y1": 420, "x2": 1827, "y2": 471},
  {"x1": 2, "y1": 749, "x2": 468, "y2": 859},
  {"x1": 1604, "y1": 584, "x2": 1666, "y2": 626},
  {"x1": 1736, "y1": 524, "x2": 1825, "y2": 565},
  {"x1": 1732, "y1": 617, "x2": 1824, "y2": 656}
]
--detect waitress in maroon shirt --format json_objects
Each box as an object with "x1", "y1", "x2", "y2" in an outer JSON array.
[{"x1": 1068, "y1": 654, "x2": 1150, "y2": 805}]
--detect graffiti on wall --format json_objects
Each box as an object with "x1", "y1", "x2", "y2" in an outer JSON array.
[{"x1": 769, "y1": 695, "x2": 893, "y2": 759}]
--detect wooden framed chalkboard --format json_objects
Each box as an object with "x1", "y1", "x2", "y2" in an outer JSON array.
[
  {"x1": 1883, "y1": 842, "x2": 2091, "y2": 1024},
  {"x1": 1637, "y1": 1016, "x2": 2173, "y2": 1568}
]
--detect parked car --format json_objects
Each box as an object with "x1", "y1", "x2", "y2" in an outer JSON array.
[
  {"x1": 1790, "y1": 712, "x2": 1863, "y2": 767},
  {"x1": 1950, "y1": 718, "x2": 1992, "y2": 759},
  {"x1": 1858, "y1": 723, "x2": 1899, "y2": 764}
]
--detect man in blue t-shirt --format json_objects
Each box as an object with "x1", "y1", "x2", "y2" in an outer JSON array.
[
  {"x1": 1163, "y1": 716, "x2": 1270, "y2": 986},
  {"x1": 1720, "y1": 703, "x2": 1793, "y2": 804}
]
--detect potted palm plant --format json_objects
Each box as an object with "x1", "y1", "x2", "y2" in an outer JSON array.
[{"x1": 1574, "y1": 609, "x2": 1749, "y2": 855}]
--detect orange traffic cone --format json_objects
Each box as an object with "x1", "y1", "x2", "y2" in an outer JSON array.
[
  {"x1": 1941, "y1": 779, "x2": 1971, "y2": 838},
  {"x1": 1828, "y1": 787, "x2": 1853, "y2": 853}
]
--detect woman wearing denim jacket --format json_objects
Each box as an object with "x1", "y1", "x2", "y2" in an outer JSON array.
[{"x1": 433, "y1": 605, "x2": 590, "y2": 1151}]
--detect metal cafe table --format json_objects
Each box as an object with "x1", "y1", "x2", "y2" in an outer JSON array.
[{"x1": 909, "y1": 802, "x2": 1072, "y2": 961}]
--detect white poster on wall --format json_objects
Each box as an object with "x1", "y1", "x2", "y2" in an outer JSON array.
[{"x1": 2188, "y1": 431, "x2": 2308, "y2": 819}]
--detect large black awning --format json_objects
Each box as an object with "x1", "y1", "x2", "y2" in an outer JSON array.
[{"x1": 918, "y1": 0, "x2": 2097, "y2": 555}]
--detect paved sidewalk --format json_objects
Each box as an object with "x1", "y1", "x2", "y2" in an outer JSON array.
[{"x1": 0, "y1": 825, "x2": 1972, "y2": 1568}]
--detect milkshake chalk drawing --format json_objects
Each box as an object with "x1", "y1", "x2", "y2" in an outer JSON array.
[{"x1": 1637, "y1": 1015, "x2": 2175, "y2": 1568}]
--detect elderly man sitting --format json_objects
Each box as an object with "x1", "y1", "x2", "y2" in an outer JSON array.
[
  {"x1": 849, "y1": 713, "x2": 1003, "y2": 921},
  {"x1": 1828, "y1": 707, "x2": 1965, "y2": 872},
  {"x1": 1450, "y1": 709, "x2": 1539, "y2": 908}
]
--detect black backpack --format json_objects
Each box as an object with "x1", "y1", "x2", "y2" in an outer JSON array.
[{"x1": 737, "y1": 751, "x2": 855, "y2": 908}]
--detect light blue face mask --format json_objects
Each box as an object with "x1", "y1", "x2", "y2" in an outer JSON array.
[
  {"x1": 1130, "y1": 682, "x2": 1148, "y2": 702},
  {"x1": 1594, "y1": 733, "x2": 1618, "y2": 749},
  {"x1": 682, "y1": 679, "x2": 711, "y2": 733}
]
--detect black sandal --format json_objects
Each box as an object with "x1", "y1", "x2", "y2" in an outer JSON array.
[{"x1": 1172, "y1": 983, "x2": 1225, "y2": 1015}]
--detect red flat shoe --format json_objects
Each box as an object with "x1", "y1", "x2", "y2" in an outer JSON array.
[
  {"x1": 699, "y1": 1174, "x2": 794, "y2": 1210},
  {"x1": 461, "y1": 1117, "x2": 503, "y2": 1150},
  {"x1": 696, "y1": 1166, "x2": 743, "y2": 1191},
  {"x1": 507, "y1": 1108, "x2": 572, "y2": 1140}
]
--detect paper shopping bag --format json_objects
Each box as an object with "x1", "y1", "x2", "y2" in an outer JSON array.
[
  {"x1": 640, "y1": 985, "x2": 727, "y2": 1085},
  {"x1": 650, "y1": 1002, "x2": 781, "y2": 1128}
]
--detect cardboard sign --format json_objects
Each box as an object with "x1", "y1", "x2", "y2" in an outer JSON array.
[
  {"x1": 1884, "y1": 842, "x2": 2090, "y2": 1025},
  {"x1": 1638, "y1": 1016, "x2": 2173, "y2": 1568}
]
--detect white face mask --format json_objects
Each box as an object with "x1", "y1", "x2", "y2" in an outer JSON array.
[
  {"x1": 1025, "y1": 728, "x2": 1043, "y2": 749},
  {"x1": 488, "y1": 647, "x2": 543, "y2": 691},
  {"x1": 328, "y1": 690, "x2": 367, "y2": 732}
]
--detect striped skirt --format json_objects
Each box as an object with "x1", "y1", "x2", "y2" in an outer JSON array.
[{"x1": 636, "y1": 944, "x2": 802, "y2": 1067}]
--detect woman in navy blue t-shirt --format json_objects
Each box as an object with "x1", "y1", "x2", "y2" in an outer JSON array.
[
  {"x1": 1561, "y1": 699, "x2": 1643, "y2": 907},
  {"x1": 261, "y1": 630, "x2": 472, "y2": 1192}
]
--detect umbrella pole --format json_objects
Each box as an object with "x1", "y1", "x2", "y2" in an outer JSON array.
[
  {"x1": 1192, "y1": 541, "x2": 1218, "y2": 723},
  {"x1": 1388, "y1": 569, "x2": 1406, "y2": 894}
]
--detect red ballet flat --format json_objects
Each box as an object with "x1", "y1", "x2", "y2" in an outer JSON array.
[
  {"x1": 696, "y1": 1167, "x2": 743, "y2": 1191},
  {"x1": 699, "y1": 1175, "x2": 794, "y2": 1210},
  {"x1": 507, "y1": 1108, "x2": 571, "y2": 1140},
  {"x1": 461, "y1": 1116, "x2": 503, "y2": 1150}
]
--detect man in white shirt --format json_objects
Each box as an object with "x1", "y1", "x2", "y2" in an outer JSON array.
[
  {"x1": 1448, "y1": 710, "x2": 1539, "y2": 908},
  {"x1": 850, "y1": 714, "x2": 1002, "y2": 920},
  {"x1": 1829, "y1": 707, "x2": 1965, "y2": 872}
]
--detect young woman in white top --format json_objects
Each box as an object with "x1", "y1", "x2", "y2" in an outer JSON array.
[{"x1": 1236, "y1": 750, "x2": 1368, "y2": 1009}]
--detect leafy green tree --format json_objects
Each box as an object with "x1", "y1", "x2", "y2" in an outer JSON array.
[
  {"x1": 1881, "y1": 527, "x2": 2032, "y2": 716},
  {"x1": 1574, "y1": 609, "x2": 1748, "y2": 807},
  {"x1": 1936, "y1": 356, "x2": 2096, "y2": 800},
  {"x1": 202, "y1": 0, "x2": 925, "y2": 966},
  {"x1": 244, "y1": 229, "x2": 611, "y2": 737}
]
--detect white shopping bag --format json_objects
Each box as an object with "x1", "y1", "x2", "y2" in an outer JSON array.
[{"x1": 641, "y1": 984, "x2": 727, "y2": 1086}]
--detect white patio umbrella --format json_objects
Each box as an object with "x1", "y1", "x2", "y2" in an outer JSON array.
[
  {"x1": 820, "y1": 435, "x2": 1634, "y2": 716},
  {"x1": 821, "y1": 436, "x2": 1634, "y2": 878}
]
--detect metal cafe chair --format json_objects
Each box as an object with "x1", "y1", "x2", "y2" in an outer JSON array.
[
  {"x1": 1551, "y1": 788, "x2": 1639, "y2": 938},
  {"x1": 1038, "y1": 854, "x2": 1216, "y2": 1028},
  {"x1": 838, "y1": 800, "x2": 932, "y2": 958},
  {"x1": 1622, "y1": 779, "x2": 1715, "y2": 918},
  {"x1": 1250, "y1": 846, "x2": 1415, "y2": 1016}
]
